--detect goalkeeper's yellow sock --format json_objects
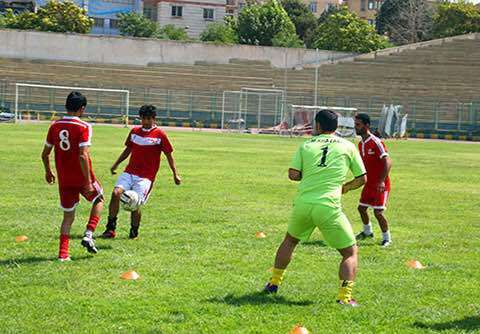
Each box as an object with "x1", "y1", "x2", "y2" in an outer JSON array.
[
  {"x1": 337, "y1": 280, "x2": 355, "y2": 302},
  {"x1": 269, "y1": 268, "x2": 285, "y2": 286}
]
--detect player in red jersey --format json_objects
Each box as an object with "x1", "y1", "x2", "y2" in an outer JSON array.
[
  {"x1": 41, "y1": 92, "x2": 104, "y2": 261},
  {"x1": 354, "y1": 113, "x2": 393, "y2": 247},
  {"x1": 101, "y1": 105, "x2": 181, "y2": 239}
]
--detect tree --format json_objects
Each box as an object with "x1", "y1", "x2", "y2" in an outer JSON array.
[
  {"x1": 312, "y1": 6, "x2": 391, "y2": 53},
  {"x1": 272, "y1": 30, "x2": 304, "y2": 48},
  {"x1": 158, "y1": 24, "x2": 189, "y2": 41},
  {"x1": 318, "y1": 4, "x2": 341, "y2": 25},
  {"x1": 236, "y1": 0, "x2": 299, "y2": 46},
  {"x1": 0, "y1": 0, "x2": 93, "y2": 33},
  {"x1": 117, "y1": 12, "x2": 158, "y2": 38},
  {"x1": 2, "y1": 9, "x2": 39, "y2": 30},
  {"x1": 36, "y1": 0, "x2": 93, "y2": 33},
  {"x1": 376, "y1": 0, "x2": 433, "y2": 45},
  {"x1": 200, "y1": 22, "x2": 237, "y2": 44},
  {"x1": 280, "y1": 0, "x2": 316, "y2": 46},
  {"x1": 432, "y1": 0, "x2": 480, "y2": 38}
]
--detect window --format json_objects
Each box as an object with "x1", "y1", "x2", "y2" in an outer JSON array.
[
  {"x1": 368, "y1": 0, "x2": 374, "y2": 10},
  {"x1": 309, "y1": 1, "x2": 317, "y2": 13},
  {"x1": 203, "y1": 8, "x2": 214, "y2": 20},
  {"x1": 171, "y1": 5, "x2": 183, "y2": 17},
  {"x1": 360, "y1": 0, "x2": 366, "y2": 11},
  {"x1": 93, "y1": 17, "x2": 104, "y2": 28},
  {"x1": 110, "y1": 19, "x2": 119, "y2": 29}
]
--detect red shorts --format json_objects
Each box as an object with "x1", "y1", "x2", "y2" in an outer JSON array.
[
  {"x1": 59, "y1": 180, "x2": 103, "y2": 212},
  {"x1": 359, "y1": 186, "x2": 389, "y2": 210}
]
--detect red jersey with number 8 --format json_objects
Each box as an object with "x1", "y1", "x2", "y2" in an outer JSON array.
[{"x1": 45, "y1": 116, "x2": 96, "y2": 187}]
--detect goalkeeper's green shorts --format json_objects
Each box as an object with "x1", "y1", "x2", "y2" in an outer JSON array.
[{"x1": 287, "y1": 201, "x2": 356, "y2": 249}]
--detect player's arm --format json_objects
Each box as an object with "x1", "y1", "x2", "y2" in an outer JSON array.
[
  {"x1": 164, "y1": 152, "x2": 181, "y2": 185},
  {"x1": 343, "y1": 147, "x2": 367, "y2": 194},
  {"x1": 342, "y1": 174, "x2": 366, "y2": 194},
  {"x1": 289, "y1": 145, "x2": 303, "y2": 181},
  {"x1": 288, "y1": 168, "x2": 302, "y2": 181},
  {"x1": 377, "y1": 156, "x2": 392, "y2": 192},
  {"x1": 79, "y1": 146, "x2": 94, "y2": 193},
  {"x1": 41, "y1": 144, "x2": 55, "y2": 184},
  {"x1": 110, "y1": 146, "x2": 131, "y2": 175}
]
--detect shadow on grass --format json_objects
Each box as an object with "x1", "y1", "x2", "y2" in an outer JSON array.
[
  {"x1": 302, "y1": 240, "x2": 327, "y2": 247},
  {"x1": 207, "y1": 292, "x2": 314, "y2": 306},
  {"x1": 413, "y1": 316, "x2": 480, "y2": 331},
  {"x1": 0, "y1": 255, "x2": 93, "y2": 266}
]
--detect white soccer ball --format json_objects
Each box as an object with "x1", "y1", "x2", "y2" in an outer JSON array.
[{"x1": 120, "y1": 190, "x2": 141, "y2": 212}]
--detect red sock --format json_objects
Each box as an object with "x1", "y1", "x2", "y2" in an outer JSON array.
[
  {"x1": 86, "y1": 215, "x2": 100, "y2": 232},
  {"x1": 59, "y1": 234, "x2": 69, "y2": 259}
]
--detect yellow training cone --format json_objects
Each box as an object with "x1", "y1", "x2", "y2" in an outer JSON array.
[
  {"x1": 15, "y1": 235, "x2": 29, "y2": 243},
  {"x1": 120, "y1": 271, "x2": 140, "y2": 280},
  {"x1": 406, "y1": 260, "x2": 427, "y2": 269},
  {"x1": 256, "y1": 232, "x2": 266, "y2": 239},
  {"x1": 289, "y1": 325, "x2": 310, "y2": 334}
]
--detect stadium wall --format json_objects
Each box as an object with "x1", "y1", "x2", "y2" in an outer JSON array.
[{"x1": 0, "y1": 29, "x2": 355, "y2": 68}]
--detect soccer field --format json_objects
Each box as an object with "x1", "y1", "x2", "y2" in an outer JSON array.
[{"x1": 0, "y1": 123, "x2": 479, "y2": 333}]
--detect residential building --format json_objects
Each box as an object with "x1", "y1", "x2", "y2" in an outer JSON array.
[{"x1": 144, "y1": 0, "x2": 226, "y2": 38}]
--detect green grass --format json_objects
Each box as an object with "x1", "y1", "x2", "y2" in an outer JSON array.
[{"x1": 0, "y1": 123, "x2": 479, "y2": 334}]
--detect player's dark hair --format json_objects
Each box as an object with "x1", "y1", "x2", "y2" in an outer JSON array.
[
  {"x1": 65, "y1": 91, "x2": 87, "y2": 112},
  {"x1": 355, "y1": 113, "x2": 371, "y2": 126},
  {"x1": 139, "y1": 105, "x2": 156, "y2": 118},
  {"x1": 315, "y1": 109, "x2": 338, "y2": 132}
]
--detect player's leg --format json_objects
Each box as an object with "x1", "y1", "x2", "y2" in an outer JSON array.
[
  {"x1": 337, "y1": 245, "x2": 358, "y2": 306},
  {"x1": 102, "y1": 187, "x2": 124, "y2": 238},
  {"x1": 128, "y1": 176, "x2": 152, "y2": 239},
  {"x1": 102, "y1": 173, "x2": 131, "y2": 238},
  {"x1": 59, "y1": 210, "x2": 75, "y2": 261},
  {"x1": 264, "y1": 202, "x2": 314, "y2": 293},
  {"x1": 314, "y1": 207, "x2": 358, "y2": 306},
  {"x1": 58, "y1": 187, "x2": 80, "y2": 261},
  {"x1": 374, "y1": 209, "x2": 391, "y2": 247},
  {"x1": 356, "y1": 187, "x2": 374, "y2": 240},
  {"x1": 81, "y1": 181, "x2": 104, "y2": 254},
  {"x1": 129, "y1": 209, "x2": 141, "y2": 239}
]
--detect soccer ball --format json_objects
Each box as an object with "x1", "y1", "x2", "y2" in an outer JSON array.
[{"x1": 120, "y1": 190, "x2": 141, "y2": 212}]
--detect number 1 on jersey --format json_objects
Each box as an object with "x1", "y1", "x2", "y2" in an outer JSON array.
[{"x1": 318, "y1": 146, "x2": 328, "y2": 167}]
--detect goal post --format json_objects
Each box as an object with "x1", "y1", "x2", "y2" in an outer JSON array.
[
  {"x1": 14, "y1": 83, "x2": 130, "y2": 126},
  {"x1": 221, "y1": 87, "x2": 285, "y2": 131},
  {"x1": 289, "y1": 105, "x2": 358, "y2": 137}
]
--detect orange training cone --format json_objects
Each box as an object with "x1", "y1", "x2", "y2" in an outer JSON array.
[
  {"x1": 406, "y1": 260, "x2": 427, "y2": 269},
  {"x1": 289, "y1": 325, "x2": 310, "y2": 334},
  {"x1": 256, "y1": 231, "x2": 266, "y2": 239},
  {"x1": 120, "y1": 271, "x2": 140, "y2": 280},
  {"x1": 15, "y1": 235, "x2": 29, "y2": 243}
]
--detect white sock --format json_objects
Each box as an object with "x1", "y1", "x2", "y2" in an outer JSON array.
[
  {"x1": 382, "y1": 231, "x2": 391, "y2": 241},
  {"x1": 84, "y1": 230, "x2": 93, "y2": 239},
  {"x1": 363, "y1": 223, "x2": 372, "y2": 235}
]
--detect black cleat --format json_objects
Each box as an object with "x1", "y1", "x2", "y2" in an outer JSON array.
[
  {"x1": 81, "y1": 237, "x2": 98, "y2": 254},
  {"x1": 355, "y1": 231, "x2": 374, "y2": 240}
]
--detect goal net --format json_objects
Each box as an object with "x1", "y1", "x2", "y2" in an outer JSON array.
[
  {"x1": 221, "y1": 87, "x2": 285, "y2": 132},
  {"x1": 14, "y1": 83, "x2": 130, "y2": 125},
  {"x1": 288, "y1": 105, "x2": 357, "y2": 137}
]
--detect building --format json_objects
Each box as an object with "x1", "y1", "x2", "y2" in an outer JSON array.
[
  {"x1": 343, "y1": 0, "x2": 384, "y2": 25},
  {"x1": 305, "y1": 0, "x2": 342, "y2": 17},
  {"x1": 34, "y1": 0, "x2": 142, "y2": 35},
  {"x1": 144, "y1": 0, "x2": 226, "y2": 38}
]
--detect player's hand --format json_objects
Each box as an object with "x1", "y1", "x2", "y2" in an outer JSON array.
[
  {"x1": 45, "y1": 170, "x2": 55, "y2": 184},
  {"x1": 110, "y1": 165, "x2": 117, "y2": 175},
  {"x1": 173, "y1": 174, "x2": 182, "y2": 185},
  {"x1": 83, "y1": 182, "x2": 96, "y2": 197},
  {"x1": 377, "y1": 181, "x2": 385, "y2": 193},
  {"x1": 342, "y1": 184, "x2": 349, "y2": 194}
]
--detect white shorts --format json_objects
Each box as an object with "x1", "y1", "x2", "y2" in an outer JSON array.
[{"x1": 115, "y1": 172, "x2": 153, "y2": 204}]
